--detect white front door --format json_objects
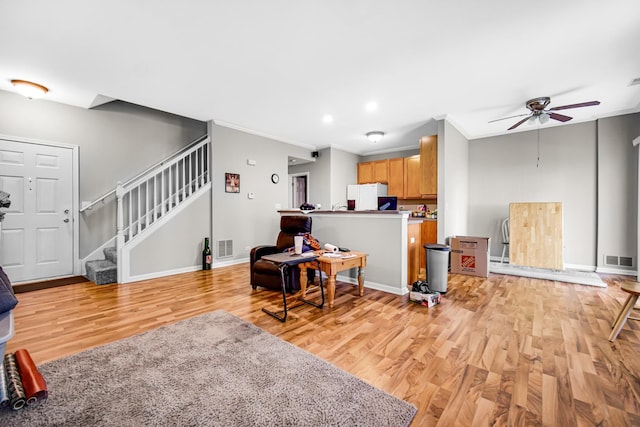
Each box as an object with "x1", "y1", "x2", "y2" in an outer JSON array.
[{"x1": 0, "y1": 139, "x2": 74, "y2": 282}]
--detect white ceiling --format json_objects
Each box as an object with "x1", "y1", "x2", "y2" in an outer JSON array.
[{"x1": 1, "y1": 1, "x2": 639, "y2": 155}]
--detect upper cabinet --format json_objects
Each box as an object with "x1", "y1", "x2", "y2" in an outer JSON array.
[
  {"x1": 357, "y1": 135, "x2": 437, "y2": 199},
  {"x1": 419, "y1": 135, "x2": 437, "y2": 196},
  {"x1": 387, "y1": 158, "x2": 404, "y2": 198},
  {"x1": 357, "y1": 159, "x2": 389, "y2": 184},
  {"x1": 357, "y1": 162, "x2": 373, "y2": 184},
  {"x1": 403, "y1": 155, "x2": 421, "y2": 199}
]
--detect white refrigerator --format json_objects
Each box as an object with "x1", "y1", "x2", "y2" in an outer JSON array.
[{"x1": 346, "y1": 184, "x2": 388, "y2": 210}]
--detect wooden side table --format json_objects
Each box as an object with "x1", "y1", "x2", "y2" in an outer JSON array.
[{"x1": 299, "y1": 251, "x2": 367, "y2": 308}]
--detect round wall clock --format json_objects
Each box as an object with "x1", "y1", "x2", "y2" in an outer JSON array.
[{"x1": 271, "y1": 173, "x2": 279, "y2": 184}]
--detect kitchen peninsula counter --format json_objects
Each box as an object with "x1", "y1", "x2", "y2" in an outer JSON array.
[
  {"x1": 279, "y1": 209, "x2": 410, "y2": 215},
  {"x1": 279, "y1": 210, "x2": 412, "y2": 296}
]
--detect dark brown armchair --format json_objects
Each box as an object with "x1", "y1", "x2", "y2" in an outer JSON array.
[{"x1": 250, "y1": 216, "x2": 313, "y2": 293}]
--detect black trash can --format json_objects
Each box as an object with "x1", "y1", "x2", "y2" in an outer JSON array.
[{"x1": 424, "y1": 244, "x2": 451, "y2": 293}]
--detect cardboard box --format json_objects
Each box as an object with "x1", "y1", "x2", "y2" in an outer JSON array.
[
  {"x1": 409, "y1": 291, "x2": 441, "y2": 308},
  {"x1": 450, "y1": 236, "x2": 490, "y2": 277}
]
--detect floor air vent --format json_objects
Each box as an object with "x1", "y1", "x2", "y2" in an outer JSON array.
[
  {"x1": 604, "y1": 254, "x2": 635, "y2": 268},
  {"x1": 217, "y1": 240, "x2": 233, "y2": 258}
]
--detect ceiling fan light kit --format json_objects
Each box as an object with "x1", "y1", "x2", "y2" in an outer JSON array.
[{"x1": 492, "y1": 96, "x2": 601, "y2": 131}]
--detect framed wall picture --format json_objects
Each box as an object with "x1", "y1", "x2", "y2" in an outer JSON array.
[{"x1": 225, "y1": 173, "x2": 240, "y2": 193}]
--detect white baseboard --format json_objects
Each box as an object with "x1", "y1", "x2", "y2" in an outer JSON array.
[
  {"x1": 123, "y1": 258, "x2": 250, "y2": 284},
  {"x1": 212, "y1": 257, "x2": 250, "y2": 268},
  {"x1": 336, "y1": 274, "x2": 409, "y2": 296},
  {"x1": 489, "y1": 257, "x2": 599, "y2": 273},
  {"x1": 123, "y1": 265, "x2": 202, "y2": 283},
  {"x1": 564, "y1": 263, "x2": 596, "y2": 272},
  {"x1": 596, "y1": 266, "x2": 637, "y2": 276}
]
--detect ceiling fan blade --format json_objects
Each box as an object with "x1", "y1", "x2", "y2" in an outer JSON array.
[
  {"x1": 508, "y1": 116, "x2": 531, "y2": 130},
  {"x1": 548, "y1": 100, "x2": 600, "y2": 111},
  {"x1": 548, "y1": 112, "x2": 573, "y2": 122},
  {"x1": 488, "y1": 113, "x2": 529, "y2": 124}
]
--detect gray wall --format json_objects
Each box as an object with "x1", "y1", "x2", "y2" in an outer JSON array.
[
  {"x1": 361, "y1": 148, "x2": 419, "y2": 162},
  {"x1": 439, "y1": 120, "x2": 469, "y2": 244},
  {"x1": 288, "y1": 147, "x2": 332, "y2": 209},
  {"x1": 0, "y1": 90, "x2": 207, "y2": 257},
  {"x1": 468, "y1": 121, "x2": 599, "y2": 268},
  {"x1": 597, "y1": 113, "x2": 639, "y2": 271},
  {"x1": 288, "y1": 147, "x2": 362, "y2": 210},
  {"x1": 210, "y1": 123, "x2": 314, "y2": 264},
  {"x1": 306, "y1": 213, "x2": 408, "y2": 294},
  {"x1": 130, "y1": 191, "x2": 211, "y2": 276},
  {"x1": 329, "y1": 148, "x2": 360, "y2": 208},
  {"x1": 5, "y1": 86, "x2": 636, "y2": 279}
]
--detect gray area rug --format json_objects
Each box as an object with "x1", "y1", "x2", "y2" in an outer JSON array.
[
  {"x1": 0, "y1": 310, "x2": 416, "y2": 426},
  {"x1": 489, "y1": 262, "x2": 606, "y2": 287}
]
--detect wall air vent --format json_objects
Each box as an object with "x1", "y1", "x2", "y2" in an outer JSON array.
[
  {"x1": 619, "y1": 256, "x2": 634, "y2": 267},
  {"x1": 217, "y1": 240, "x2": 233, "y2": 258},
  {"x1": 605, "y1": 255, "x2": 618, "y2": 265},
  {"x1": 604, "y1": 254, "x2": 635, "y2": 268}
]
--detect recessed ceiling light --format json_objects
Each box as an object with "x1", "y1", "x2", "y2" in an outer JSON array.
[
  {"x1": 323, "y1": 115, "x2": 334, "y2": 124},
  {"x1": 365, "y1": 102, "x2": 378, "y2": 112}
]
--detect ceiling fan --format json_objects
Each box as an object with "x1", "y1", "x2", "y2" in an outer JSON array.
[{"x1": 490, "y1": 97, "x2": 601, "y2": 130}]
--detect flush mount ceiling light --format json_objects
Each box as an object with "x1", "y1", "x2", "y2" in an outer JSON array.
[
  {"x1": 10, "y1": 79, "x2": 48, "y2": 99},
  {"x1": 366, "y1": 131, "x2": 384, "y2": 143}
]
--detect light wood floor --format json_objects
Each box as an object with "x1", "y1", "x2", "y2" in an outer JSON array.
[{"x1": 6, "y1": 264, "x2": 640, "y2": 426}]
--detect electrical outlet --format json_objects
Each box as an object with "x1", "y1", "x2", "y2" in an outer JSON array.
[
  {"x1": 275, "y1": 203, "x2": 281, "y2": 209},
  {"x1": 244, "y1": 246, "x2": 250, "y2": 251}
]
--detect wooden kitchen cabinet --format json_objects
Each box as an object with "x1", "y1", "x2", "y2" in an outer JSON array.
[
  {"x1": 357, "y1": 160, "x2": 388, "y2": 184},
  {"x1": 373, "y1": 160, "x2": 388, "y2": 183},
  {"x1": 420, "y1": 220, "x2": 437, "y2": 271},
  {"x1": 419, "y1": 135, "x2": 437, "y2": 196},
  {"x1": 387, "y1": 158, "x2": 404, "y2": 197},
  {"x1": 357, "y1": 162, "x2": 373, "y2": 184},
  {"x1": 403, "y1": 155, "x2": 421, "y2": 199},
  {"x1": 407, "y1": 222, "x2": 421, "y2": 285}
]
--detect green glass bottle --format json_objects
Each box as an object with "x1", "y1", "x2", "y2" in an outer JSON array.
[{"x1": 202, "y1": 237, "x2": 212, "y2": 270}]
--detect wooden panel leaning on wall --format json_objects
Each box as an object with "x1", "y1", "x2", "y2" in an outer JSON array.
[{"x1": 6, "y1": 265, "x2": 640, "y2": 426}]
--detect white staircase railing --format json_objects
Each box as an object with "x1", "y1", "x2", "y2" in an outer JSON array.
[{"x1": 116, "y1": 137, "x2": 210, "y2": 281}]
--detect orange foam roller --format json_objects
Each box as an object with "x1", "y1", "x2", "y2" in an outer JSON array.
[{"x1": 14, "y1": 349, "x2": 48, "y2": 405}]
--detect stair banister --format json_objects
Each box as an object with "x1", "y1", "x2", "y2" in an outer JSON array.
[
  {"x1": 88, "y1": 136, "x2": 209, "y2": 284},
  {"x1": 116, "y1": 181, "x2": 125, "y2": 284},
  {"x1": 80, "y1": 134, "x2": 208, "y2": 213}
]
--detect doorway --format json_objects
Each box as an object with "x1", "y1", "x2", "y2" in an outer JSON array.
[
  {"x1": 290, "y1": 173, "x2": 308, "y2": 209},
  {"x1": 0, "y1": 137, "x2": 78, "y2": 283}
]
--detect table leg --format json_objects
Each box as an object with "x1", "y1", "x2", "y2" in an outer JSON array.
[
  {"x1": 299, "y1": 265, "x2": 308, "y2": 297},
  {"x1": 262, "y1": 264, "x2": 289, "y2": 322},
  {"x1": 358, "y1": 267, "x2": 365, "y2": 297},
  {"x1": 298, "y1": 260, "x2": 324, "y2": 309},
  {"x1": 327, "y1": 274, "x2": 337, "y2": 308},
  {"x1": 609, "y1": 294, "x2": 639, "y2": 341}
]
